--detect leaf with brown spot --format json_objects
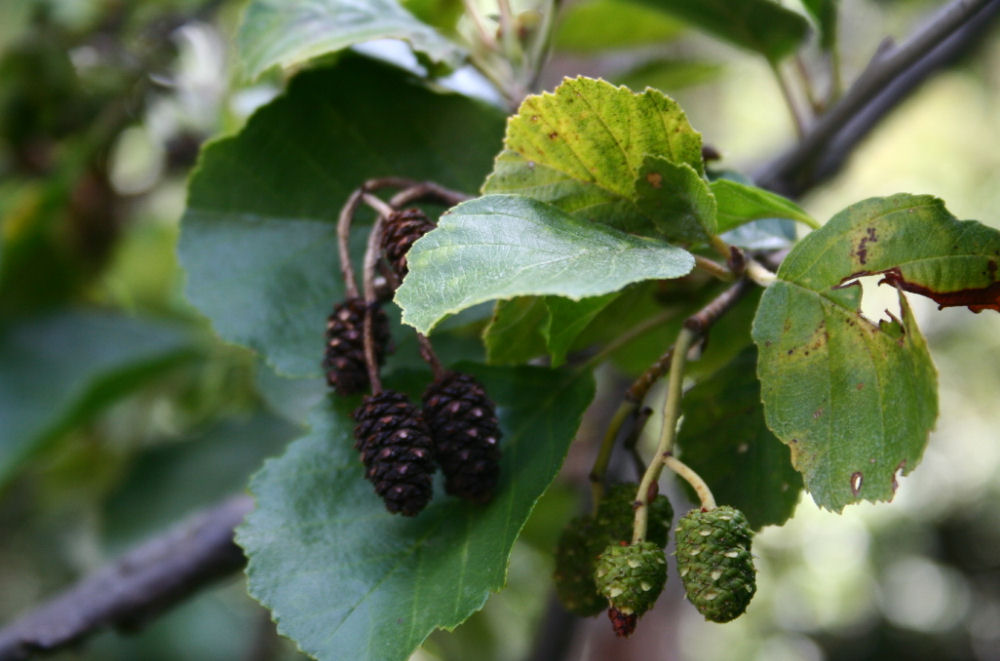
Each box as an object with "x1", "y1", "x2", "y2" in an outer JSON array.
[
  {"x1": 482, "y1": 76, "x2": 704, "y2": 238},
  {"x1": 814, "y1": 194, "x2": 1000, "y2": 314},
  {"x1": 751, "y1": 194, "x2": 962, "y2": 511}
]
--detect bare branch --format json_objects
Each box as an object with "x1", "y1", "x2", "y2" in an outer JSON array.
[
  {"x1": 0, "y1": 496, "x2": 251, "y2": 661},
  {"x1": 757, "y1": 0, "x2": 1000, "y2": 196}
]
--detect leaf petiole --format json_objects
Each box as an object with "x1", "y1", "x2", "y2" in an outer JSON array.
[{"x1": 632, "y1": 327, "x2": 696, "y2": 543}]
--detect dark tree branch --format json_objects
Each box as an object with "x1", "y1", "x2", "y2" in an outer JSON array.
[
  {"x1": 0, "y1": 496, "x2": 252, "y2": 661},
  {"x1": 756, "y1": 0, "x2": 1000, "y2": 196},
  {"x1": 3, "y1": 2, "x2": 999, "y2": 659}
]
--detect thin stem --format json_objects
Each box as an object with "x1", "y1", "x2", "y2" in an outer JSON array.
[
  {"x1": 462, "y1": 0, "x2": 497, "y2": 50},
  {"x1": 794, "y1": 54, "x2": 823, "y2": 114},
  {"x1": 632, "y1": 327, "x2": 696, "y2": 543},
  {"x1": 589, "y1": 401, "x2": 638, "y2": 511},
  {"x1": 623, "y1": 406, "x2": 653, "y2": 480},
  {"x1": 388, "y1": 182, "x2": 471, "y2": 209},
  {"x1": 497, "y1": 0, "x2": 521, "y2": 64},
  {"x1": 416, "y1": 333, "x2": 445, "y2": 380},
  {"x1": 709, "y1": 234, "x2": 733, "y2": 261},
  {"x1": 362, "y1": 216, "x2": 386, "y2": 394},
  {"x1": 337, "y1": 188, "x2": 365, "y2": 298},
  {"x1": 745, "y1": 259, "x2": 778, "y2": 287},
  {"x1": 526, "y1": 0, "x2": 558, "y2": 91},
  {"x1": 362, "y1": 192, "x2": 395, "y2": 219},
  {"x1": 693, "y1": 254, "x2": 735, "y2": 281},
  {"x1": 624, "y1": 278, "x2": 750, "y2": 404},
  {"x1": 828, "y1": 42, "x2": 843, "y2": 104},
  {"x1": 664, "y1": 454, "x2": 716, "y2": 510},
  {"x1": 769, "y1": 59, "x2": 806, "y2": 139}
]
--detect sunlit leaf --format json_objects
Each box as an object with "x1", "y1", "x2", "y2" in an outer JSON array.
[
  {"x1": 396, "y1": 195, "x2": 695, "y2": 334},
  {"x1": 482, "y1": 77, "x2": 703, "y2": 236},
  {"x1": 237, "y1": 0, "x2": 465, "y2": 79}
]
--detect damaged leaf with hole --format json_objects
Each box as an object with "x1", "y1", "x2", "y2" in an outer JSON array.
[{"x1": 751, "y1": 194, "x2": 961, "y2": 511}]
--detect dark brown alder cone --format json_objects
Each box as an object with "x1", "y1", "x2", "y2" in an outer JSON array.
[
  {"x1": 422, "y1": 372, "x2": 501, "y2": 503},
  {"x1": 380, "y1": 208, "x2": 435, "y2": 278},
  {"x1": 352, "y1": 390, "x2": 436, "y2": 516},
  {"x1": 323, "y1": 297, "x2": 391, "y2": 396}
]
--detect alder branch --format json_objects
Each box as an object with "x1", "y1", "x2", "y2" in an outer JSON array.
[
  {"x1": 756, "y1": 0, "x2": 1000, "y2": 196},
  {"x1": 0, "y1": 496, "x2": 251, "y2": 661}
]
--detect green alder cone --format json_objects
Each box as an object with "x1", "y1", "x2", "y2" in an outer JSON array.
[
  {"x1": 675, "y1": 506, "x2": 757, "y2": 623},
  {"x1": 552, "y1": 484, "x2": 673, "y2": 616},
  {"x1": 593, "y1": 541, "x2": 667, "y2": 616},
  {"x1": 552, "y1": 515, "x2": 608, "y2": 616}
]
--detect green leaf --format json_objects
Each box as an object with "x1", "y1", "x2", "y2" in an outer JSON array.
[
  {"x1": 543, "y1": 293, "x2": 619, "y2": 367},
  {"x1": 179, "y1": 59, "x2": 504, "y2": 377},
  {"x1": 237, "y1": 0, "x2": 465, "y2": 79},
  {"x1": 483, "y1": 297, "x2": 549, "y2": 365},
  {"x1": 635, "y1": 155, "x2": 717, "y2": 243},
  {"x1": 400, "y1": 0, "x2": 463, "y2": 32},
  {"x1": 0, "y1": 310, "x2": 195, "y2": 486},
  {"x1": 630, "y1": 0, "x2": 810, "y2": 61},
  {"x1": 237, "y1": 364, "x2": 595, "y2": 661},
  {"x1": 554, "y1": 0, "x2": 683, "y2": 53},
  {"x1": 396, "y1": 195, "x2": 695, "y2": 334},
  {"x1": 482, "y1": 77, "x2": 703, "y2": 235},
  {"x1": 749, "y1": 194, "x2": 1000, "y2": 510},
  {"x1": 616, "y1": 58, "x2": 723, "y2": 92},
  {"x1": 788, "y1": 195, "x2": 1000, "y2": 314},
  {"x1": 710, "y1": 179, "x2": 817, "y2": 233},
  {"x1": 677, "y1": 347, "x2": 802, "y2": 529},
  {"x1": 801, "y1": 0, "x2": 838, "y2": 50}
]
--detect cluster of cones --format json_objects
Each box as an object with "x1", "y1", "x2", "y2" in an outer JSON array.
[{"x1": 323, "y1": 184, "x2": 502, "y2": 516}]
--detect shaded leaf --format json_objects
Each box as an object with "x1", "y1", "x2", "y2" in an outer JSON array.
[
  {"x1": 0, "y1": 310, "x2": 195, "y2": 485},
  {"x1": 483, "y1": 297, "x2": 548, "y2": 365},
  {"x1": 554, "y1": 0, "x2": 683, "y2": 53},
  {"x1": 179, "y1": 59, "x2": 504, "y2": 377},
  {"x1": 543, "y1": 293, "x2": 619, "y2": 367},
  {"x1": 710, "y1": 178, "x2": 816, "y2": 233},
  {"x1": 237, "y1": 364, "x2": 595, "y2": 661},
  {"x1": 677, "y1": 347, "x2": 802, "y2": 529},
  {"x1": 396, "y1": 195, "x2": 695, "y2": 334},
  {"x1": 750, "y1": 194, "x2": 986, "y2": 510},
  {"x1": 482, "y1": 77, "x2": 703, "y2": 235},
  {"x1": 237, "y1": 0, "x2": 465, "y2": 79},
  {"x1": 635, "y1": 155, "x2": 716, "y2": 243},
  {"x1": 631, "y1": 0, "x2": 810, "y2": 61}
]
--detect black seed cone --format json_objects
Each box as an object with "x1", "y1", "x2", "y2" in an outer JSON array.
[
  {"x1": 323, "y1": 297, "x2": 391, "y2": 396},
  {"x1": 422, "y1": 372, "x2": 501, "y2": 503},
  {"x1": 352, "y1": 390, "x2": 435, "y2": 516},
  {"x1": 380, "y1": 208, "x2": 435, "y2": 278}
]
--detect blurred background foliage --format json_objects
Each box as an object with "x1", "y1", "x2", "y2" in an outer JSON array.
[{"x1": 0, "y1": 0, "x2": 999, "y2": 660}]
